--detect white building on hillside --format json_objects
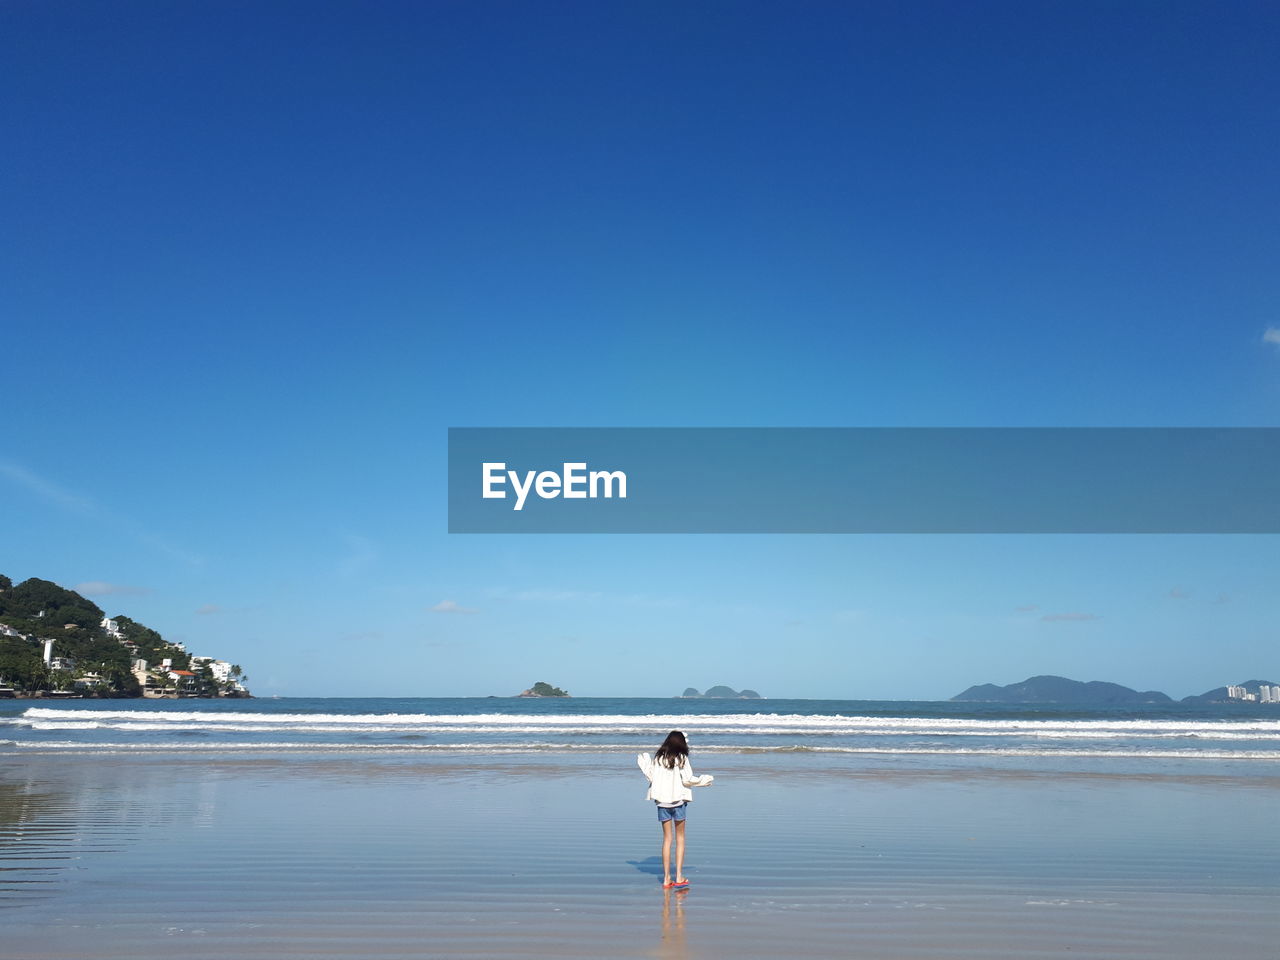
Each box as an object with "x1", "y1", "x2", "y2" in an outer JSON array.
[
  {"x1": 211, "y1": 661, "x2": 235, "y2": 683},
  {"x1": 190, "y1": 656, "x2": 241, "y2": 688}
]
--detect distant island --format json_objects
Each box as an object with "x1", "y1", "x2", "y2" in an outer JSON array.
[
  {"x1": 952, "y1": 674, "x2": 1280, "y2": 705},
  {"x1": 517, "y1": 681, "x2": 569, "y2": 697},
  {"x1": 680, "y1": 685, "x2": 762, "y2": 699},
  {"x1": 0, "y1": 574, "x2": 249, "y2": 699}
]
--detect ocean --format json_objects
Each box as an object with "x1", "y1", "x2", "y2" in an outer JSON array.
[{"x1": 4, "y1": 696, "x2": 1279, "y2": 772}]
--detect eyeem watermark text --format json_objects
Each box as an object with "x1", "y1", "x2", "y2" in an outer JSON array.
[{"x1": 481, "y1": 462, "x2": 628, "y2": 511}]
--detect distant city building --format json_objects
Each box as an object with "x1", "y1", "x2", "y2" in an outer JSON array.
[{"x1": 1226, "y1": 684, "x2": 1278, "y2": 703}]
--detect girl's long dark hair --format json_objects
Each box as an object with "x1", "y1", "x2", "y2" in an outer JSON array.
[{"x1": 655, "y1": 730, "x2": 689, "y2": 769}]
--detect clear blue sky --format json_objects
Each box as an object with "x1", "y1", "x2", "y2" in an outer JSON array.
[{"x1": 3, "y1": 1, "x2": 1277, "y2": 699}]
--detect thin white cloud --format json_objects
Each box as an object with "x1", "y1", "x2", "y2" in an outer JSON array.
[
  {"x1": 1, "y1": 462, "x2": 94, "y2": 513},
  {"x1": 1169, "y1": 586, "x2": 1191, "y2": 599},
  {"x1": 1015, "y1": 604, "x2": 1039, "y2": 612},
  {"x1": 485, "y1": 586, "x2": 679, "y2": 608},
  {"x1": 132, "y1": 531, "x2": 202, "y2": 567},
  {"x1": 337, "y1": 535, "x2": 377, "y2": 578},
  {"x1": 1, "y1": 461, "x2": 201, "y2": 566},
  {"x1": 430, "y1": 600, "x2": 478, "y2": 615},
  {"x1": 1263, "y1": 327, "x2": 1280, "y2": 346},
  {"x1": 195, "y1": 604, "x2": 222, "y2": 616},
  {"x1": 1041, "y1": 612, "x2": 1101, "y2": 622},
  {"x1": 516, "y1": 588, "x2": 602, "y2": 603},
  {"x1": 339, "y1": 631, "x2": 383, "y2": 643},
  {"x1": 75, "y1": 581, "x2": 151, "y2": 597}
]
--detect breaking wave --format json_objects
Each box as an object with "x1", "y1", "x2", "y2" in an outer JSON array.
[
  {"x1": 4, "y1": 704, "x2": 1276, "y2": 767},
  {"x1": 10, "y1": 707, "x2": 1280, "y2": 740},
  {"x1": 6, "y1": 739, "x2": 1279, "y2": 761}
]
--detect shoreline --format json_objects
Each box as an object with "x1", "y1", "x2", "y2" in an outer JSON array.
[
  {"x1": 1, "y1": 690, "x2": 253, "y2": 700},
  {"x1": 2, "y1": 748, "x2": 1277, "y2": 959}
]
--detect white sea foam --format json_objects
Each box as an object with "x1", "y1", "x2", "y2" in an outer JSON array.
[
  {"x1": 19, "y1": 707, "x2": 1280, "y2": 730},
  {"x1": 17, "y1": 720, "x2": 1280, "y2": 742},
  {"x1": 10, "y1": 739, "x2": 1280, "y2": 760},
  {"x1": 16, "y1": 707, "x2": 1280, "y2": 741}
]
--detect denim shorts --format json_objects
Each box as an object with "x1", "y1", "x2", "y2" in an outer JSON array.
[{"x1": 656, "y1": 802, "x2": 688, "y2": 822}]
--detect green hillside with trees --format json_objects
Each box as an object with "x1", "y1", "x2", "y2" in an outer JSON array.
[{"x1": 0, "y1": 574, "x2": 245, "y2": 697}]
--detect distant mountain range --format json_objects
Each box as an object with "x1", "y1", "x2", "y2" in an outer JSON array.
[
  {"x1": 951, "y1": 675, "x2": 1277, "y2": 705},
  {"x1": 680, "y1": 685, "x2": 762, "y2": 699}
]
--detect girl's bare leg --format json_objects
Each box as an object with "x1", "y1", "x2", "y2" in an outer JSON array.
[
  {"x1": 661, "y1": 819, "x2": 673, "y2": 884},
  {"x1": 674, "y1": 819, "x2": 687, "y2": 883}
]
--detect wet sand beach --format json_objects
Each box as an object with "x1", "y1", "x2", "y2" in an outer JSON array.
[{"x1": 1, "y1": 750, "x2": 1276, "y2": 959}]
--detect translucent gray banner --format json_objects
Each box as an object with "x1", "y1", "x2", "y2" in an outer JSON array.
[{"x1": 447, "y1": 428, "x2": 1278, "y2": 533}]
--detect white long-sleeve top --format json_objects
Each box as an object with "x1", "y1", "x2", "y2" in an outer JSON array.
[{"x1": 637, "y1": 752, "x2": 714, "y2": 804}]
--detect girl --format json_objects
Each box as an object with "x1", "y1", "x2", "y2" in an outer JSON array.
[{"x1": 637, "y1": 730, "x2": 714, "y2": 888}]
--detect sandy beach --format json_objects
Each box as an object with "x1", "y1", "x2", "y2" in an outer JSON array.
[{"x1": 2, "y1": 748, "x2": 1276, "y2": 959}]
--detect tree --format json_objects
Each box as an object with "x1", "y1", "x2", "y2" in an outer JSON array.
[
  {"x1": 6, "y1": 579, "x2": 103, "y2": 629},
  {"x1": 193, "y1": 662, "x2": 218, "y2": 697},
  {"x1": 111, "y1": 614, "x2": 188, "y2": 669},
  {"x1": 0, "y1": 637, "x2": 47, "y2": 690},
  {"x1": 104, "y1": 664, "x2": 142, "y2": 697},
  {"x1": 28, "y1": 663, "x2": 52, "y2": 692},
  {"x1": 530, "y1": 681, "x2": 569, "y2": 697}
]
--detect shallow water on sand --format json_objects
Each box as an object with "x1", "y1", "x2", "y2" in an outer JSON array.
[{"x1": 0, "y1": 751, "x2": 1276, "y2": 959}]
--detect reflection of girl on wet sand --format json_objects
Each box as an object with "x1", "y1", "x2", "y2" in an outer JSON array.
[
  {"x1": 637, "y1": 730, "x2": 713, "y2": 888},
  {"x1": 657, "y1": 884, "x2": 688, "y2": 959}
]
